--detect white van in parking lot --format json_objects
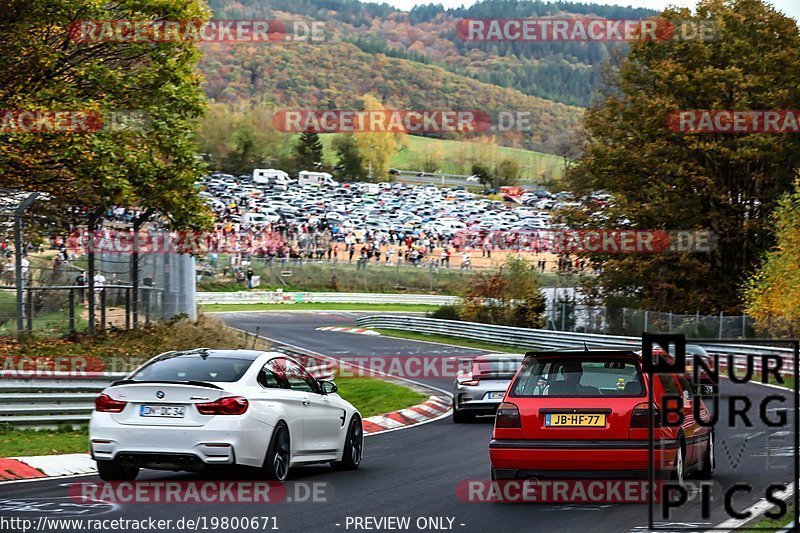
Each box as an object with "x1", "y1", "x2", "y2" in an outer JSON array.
[
  {"x1": 253, "y1": 169, "x2": 292, "y2": 188},
  {"x1": 298, "y1": 171, "x2": 338, "y2": 188}
]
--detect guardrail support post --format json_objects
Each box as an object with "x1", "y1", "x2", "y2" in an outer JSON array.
[
  {"x1": 100, "y1": 289, "x2": 106, "y2": 331},
  {"x1": 68, "y1": 289, "x2": 75, "y2": 333},
  {"x1": 25, "y1": 287, "x2": 32, "y2": 334},
  {"x1": 125, "y1": 288, "x2": 131, "y2": 330}
]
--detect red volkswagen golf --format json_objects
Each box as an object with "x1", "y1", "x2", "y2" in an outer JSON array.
[{"x1": 489, "y1": 350, "x2": 714, "y2": 483}]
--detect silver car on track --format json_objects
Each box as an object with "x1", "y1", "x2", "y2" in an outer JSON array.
[{"x1": 451, "y1": 354, "x2": 525, "y2": 423}]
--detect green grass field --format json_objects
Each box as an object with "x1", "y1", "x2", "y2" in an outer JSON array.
[
  {"x1": 202, "y1": 302, "x2": 440, "y2": 313},
  {"x1": 0, "y1": 376, "x2": 426, "y2": 457},
  {"x1": 316, "y1": 133, "x2": 565, "y2": 182}
]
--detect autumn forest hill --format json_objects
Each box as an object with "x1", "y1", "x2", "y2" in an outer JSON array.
[{"x1": 199, "y1": 0, "x2": 658, "y2": 158}]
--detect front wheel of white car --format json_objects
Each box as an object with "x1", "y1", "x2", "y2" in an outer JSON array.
[
  {"x1": 262, "y1": 422, "x2": 290, "y2": 482},
  {"x1": 96, "y1": 461, "x2": 139, "y2": 481},
  {"x1": 334, "y1": 415, "x2": 363, "y2": 471}
]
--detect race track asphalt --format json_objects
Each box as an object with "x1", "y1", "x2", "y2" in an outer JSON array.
[{"x1": 0, "y1": 311, "x2": 795, "y2": 533}]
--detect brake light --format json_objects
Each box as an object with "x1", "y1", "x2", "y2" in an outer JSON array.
[
  {"x1": 95, "y1": 393, "x2": 127, "y2": 413},
  {"x1": 630, "y1": 402, "x2": 662, "y2": 428},
  {"x1": 459, "y1": 379, "x2": 480, "y2": 386},
  {"x1": 495, "y1": 402, "x2": 521, "y2": 428},
  {"x1": 196, "y1": 396, "x2": 249, "y2": 415}
]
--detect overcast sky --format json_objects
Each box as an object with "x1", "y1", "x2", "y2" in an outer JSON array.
[{"x1": 383, "y1": 0, "x2": 799, "y2": 21}]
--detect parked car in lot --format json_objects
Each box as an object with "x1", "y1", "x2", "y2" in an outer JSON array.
[
  {"x1": 489, "y1": 349, "x2": 714, "y2": 482},
  {"x1": 452, "y1": 354, "x2": 524, "y2": 423},
  {"x1": 90, "y1": 349, "x2": 363, "y2": 482}
]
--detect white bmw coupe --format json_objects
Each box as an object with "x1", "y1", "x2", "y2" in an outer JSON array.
[{"x1": 89, "y1": 349, "x2": 363, "y2": 481}]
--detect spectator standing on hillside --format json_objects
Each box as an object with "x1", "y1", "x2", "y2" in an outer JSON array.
[
  {"x1": 76, "y1": 270, "x2": 86, "y2": 303},
  {"x1": 461, "y1": 252, "x2": 472, "y2": 271}
]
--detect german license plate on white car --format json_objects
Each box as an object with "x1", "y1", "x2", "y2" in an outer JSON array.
[
  {"x1": 487, "y1": 392, "x2": 505, "y2": 400},
  {"x1": 140, "y1": 405, "x2": 186, "y2": 418}
]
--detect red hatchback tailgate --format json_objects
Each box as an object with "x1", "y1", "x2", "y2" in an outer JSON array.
[{"x1": 502, "y1": 353, "x2": 648, "y2": 441}]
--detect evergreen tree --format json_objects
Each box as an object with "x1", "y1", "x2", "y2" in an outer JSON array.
[
  {"x1": 332, "y1": 135, "x2": 367, "y2": 181},
  {"x1": 293, "y1": 131, "x2": 324, "y2": 173}
]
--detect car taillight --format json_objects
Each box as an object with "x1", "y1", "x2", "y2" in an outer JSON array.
[
  {"x1": 459, "y1": 379, "x2": 480, "y2": 386},
  {"x1": 196, "y1": 396, "x2": 249, "y2": 415},
  {"x1": 95, "y1": 393, "x2": 127, "y2": 413},
  {"x1": 630, "y1": 402, "x2": 662, "y2": 428},
  {"x1": 495, "y1": 402, "x2": 521, "y2": 428}
]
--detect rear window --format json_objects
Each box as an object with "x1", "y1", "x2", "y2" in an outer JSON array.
[
  {"x1": 510, "y1": 357, "x2": 645, "y2": 397},
  {"x1": 472, "y1": 359, "x2": 523, "y2": 378},
  {"x1": 131, "y1": 355, "x2": 253, "y2": 383}
]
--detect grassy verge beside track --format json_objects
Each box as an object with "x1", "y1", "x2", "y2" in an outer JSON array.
[
  {"x1": 749, "y1": 504, "x2": 795, "y2": 531},
  {"x1": 201, "y1": 303, "x2": 440, "y2": 313},
  {"x1": 0, "y1": 424, "x2": 89, "y2": 457}
]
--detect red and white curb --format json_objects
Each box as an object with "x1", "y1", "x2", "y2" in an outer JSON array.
[
  {"x1": 0, "y1": 453, "x2": 96, "y2": 481},
  {"x1": 0, "y1": 396, "x2": 452, "y2": 482},
  {"x1": 316, "y1": 326, "x2": 381, "y2": 336},
  {"x1": 362, "y1": 395, "x2": 451, "y2": 434}
]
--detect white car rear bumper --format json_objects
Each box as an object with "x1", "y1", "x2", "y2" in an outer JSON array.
[{"x1": 90, "y1": 412, "x2": 273, "y2": 469}]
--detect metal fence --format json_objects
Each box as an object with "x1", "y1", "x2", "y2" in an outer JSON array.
[
  {"x1": 0, "y1": 238, "x2": 197, "y2": 336},
  {"x1": 355, "y1": 315, "x2": 796, "y2": 376},
  {"x1": 197, "y1": 291, "x2": 458, "y2": 306},
  {"x1": 547, "y1": 302, "x2": 758, "y2": 340}
]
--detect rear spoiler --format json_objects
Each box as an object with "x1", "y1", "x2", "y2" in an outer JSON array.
[{"x1": 109, "y1": 380, "x2": 223, "y2": 389}]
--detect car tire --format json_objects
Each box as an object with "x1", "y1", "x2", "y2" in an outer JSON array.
[
  {"x1": 96, "y1": 460, "x2": 139, "y2": 482},
  {"x1": 671, "y1": 440, "x2": 686, "y2": 484},
  {"x1": 334, "y1": 415, "x2": 363, "y2": 471},
  {"x1": 262, "y1": 422, "x2": 290, "y2": 481},
  {"x1": 696, "y1": 433, "x2": 715, "y2": 479},
  {"x1": 452, "y1": 409, "x2": 473, "y2": 423}
]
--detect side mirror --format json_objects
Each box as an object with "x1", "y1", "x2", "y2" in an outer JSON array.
[
  {"x1": 695, "y1": 384, "x2": 714, "y2": 398},
  {"x1": 319, "y1": 380, "x2": 338, "y2": 395}
]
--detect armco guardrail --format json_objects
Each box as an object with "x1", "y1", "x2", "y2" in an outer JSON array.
[
  {"x1": 0, "y1": 356, "x2": 333, "y2": 428},
  {"x1": 355, "y1": 315, "x2": 796, "y2": 375},
  {"x1": 197, "y1": 291, "x2": 459, "y2": 306},
  {"x1": 0, "y1": 372, "x2": 127, "y2": 426}
]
